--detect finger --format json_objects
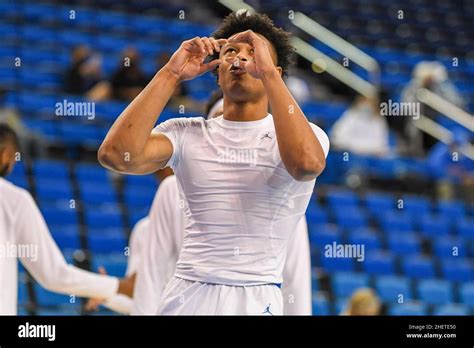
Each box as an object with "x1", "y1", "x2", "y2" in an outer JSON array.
[
  {"x1": 191, "y1": 37, "x2": 206, "y2": 54},
  {"x1": 202, "y1": 59, "x2": 221, "y2": 73},
  {"x1": 98, "y1": 266, "x2": 107, "y2": 275},
  {"x1": 201, "y1": 37, "x2": 214, "y2": 56},
  {"x1": 216, "y1": 38, "x2": 228, "y2": 46},
  {"x1": 209, "y1": 37, "x2": 221, "y2": 52}
]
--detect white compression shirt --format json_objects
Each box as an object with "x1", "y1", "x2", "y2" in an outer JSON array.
[
  {"x1": 153, "y1": 114, "x2": 329, "y2": 286},
  {"x1": 132, "y1": 175, "x2": 312, "y2": 315},
  {"x1": 0, "y1": 177, "x2": 118, "y2": 315}
]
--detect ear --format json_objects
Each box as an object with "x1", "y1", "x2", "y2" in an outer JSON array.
[{"x1": 276, "y1": 66, "x2": 283, "y2": 76}]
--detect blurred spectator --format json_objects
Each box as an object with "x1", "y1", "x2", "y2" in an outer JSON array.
[
  {"x1": 63, "y1": 45, "x2": 109, "y2": 100},
  {"x1": 110, "y1": 47, "x2": 149, "y2": 101},
  {"x1": 401, "y1": 61, "x2": 466, "y2": 154},
  {"x1": 285, "y1": 68, "x2": 311, "y2": 104},
  {"x1": 428, "y1": 129, "x2": 474, "y2": 203},
  {"x1": 330, "y1": 94, "x2": 390, "y2": 156},
  {"x1": 341, "y1": 288, "x2": 381, "y2": 316}
]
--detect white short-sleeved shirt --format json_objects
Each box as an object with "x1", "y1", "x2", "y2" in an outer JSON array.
[{"x1": 153, "y1": 114, "x2": 329, "y2": 286}]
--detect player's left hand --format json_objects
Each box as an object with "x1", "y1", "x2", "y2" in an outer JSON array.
[
  {"x1": 85, "y1": 266, "x2": 108, "y2": 311},
  {"x1": 227, "y1": 30, "x2": 278, "y2": 79}
]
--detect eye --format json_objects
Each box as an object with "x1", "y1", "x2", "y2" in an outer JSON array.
[{"x1": 225, "y1": 47, "x2": 237, "y2": 54}]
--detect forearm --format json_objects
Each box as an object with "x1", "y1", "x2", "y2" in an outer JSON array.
[
  {"x1": 262, "y1": 70, "x2": 326, "y2": 180},
  {"x1": 98, "y1": 68, "x2": 180, "y2": 168}
]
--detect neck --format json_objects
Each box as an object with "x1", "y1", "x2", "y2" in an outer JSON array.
[{"x1": 222, "y1": 95, "x2": 268, "y2": 122}]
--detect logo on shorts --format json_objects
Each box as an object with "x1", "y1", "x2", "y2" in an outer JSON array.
[{"x1": 262, "y1": 303, "x2": 273, "y2": 315}]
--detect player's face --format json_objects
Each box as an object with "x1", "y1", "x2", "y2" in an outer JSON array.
[
  {"x1": 217, "y1": 32, "x2": 278, "y2": 102},
  {"x1": 0, "y1": 144, "x2": 17, "y2": 177}
]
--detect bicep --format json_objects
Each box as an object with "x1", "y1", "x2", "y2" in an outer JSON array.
[{"x1": 127, "y1": 133, "x2": 174, "y2": 174}]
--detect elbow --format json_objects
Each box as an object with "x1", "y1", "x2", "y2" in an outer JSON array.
[
  {"x1": 288, "y1": 154, "x2": 326, "y2": 182},
  {"x1": 98, "y1": 143, "x2": 130, "y2": 173}
]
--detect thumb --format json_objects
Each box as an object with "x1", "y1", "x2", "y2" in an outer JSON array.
[{"x1": 98, "y1": 266, "x2": 107, "y2": 275}]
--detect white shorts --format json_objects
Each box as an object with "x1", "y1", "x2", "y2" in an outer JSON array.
[{"x1": 158, "y1": 276, "x2": 283, "y2": 315}]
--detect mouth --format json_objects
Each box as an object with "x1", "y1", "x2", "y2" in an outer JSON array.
[{"x1": 230, "y1": 65, "x2": 246, "y2": 76}]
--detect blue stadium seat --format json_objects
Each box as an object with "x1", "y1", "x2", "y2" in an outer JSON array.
[
  {"x1": 320, "y1": 254, "x2": 355, "y2": 272},
  {"x1": 401, "y1": 195, "x2": 432, "y2": 215},
  {"x1": 88, "y1": 233, "x2": 126, "y2": 254},
  {"x1": 363, "y1": 251, "x2": 396, "y2": 275},
  {"x1": 377, "y1": 211, "x2": 415, "y2": 234},
  {"x1": 75, "y1": 164, "x2": 110, "y2": 183},
  {"x1": 363, "y1": 192, "x2": 395, "y2": 216},
  {"x1": 33, "y1": 160, "x2": 69, "y2": 180},
  {"x1": 79, "y1": 182, "x2": 118, "y2": 205},
  {"x1": 460, "y1": 283, "x2": 474, "y2": 307},
  {"x1": 375, "y1": 275, "x2": 412, "y2": 303},
  {"x1": 347, "y1": 229, "x2": 381, "y2": 252},
  {"x1": 40, "y1": 205, "x2": 78, "y2": 226},
  {"x1": 36, "y1": 178, "x2": 74, "y2": 202},
  {"x1": 402, "y1": 256, "x2": 436, "y2": 279},
  {"x1": 332, "y1": 272, "x2": 369, "y2": 298},
  {"x1": 433, "y1": 304, "x2": 469, "y2": 316},
  {"x1": 35, "y1": 286, "x2": 74, "y2": 307},
  {"x1": 441, "y1": 259, "x2": 473, "y2": 282},
  {"x1": 309, "y1": 224, "x2": 342, "y2": 248},
  {"x1": 387, "y1": 233, "x2": 421, "y2": 255},
  {"x1": 456, "y1": 218, "x2": 474, "y2": 239},
  {"x1": 306, "y1": 207, "x2": 329, "y2": 225},
  {"x1": 51, "y1": 228, "x2": 81, "y2": 250},
  {"x1": 333, "y1": 207, "x2": 368, "y2": 230},
  {"x1": 124, "y1": 186, "x2": 156, "y2": 209},
  {"x1": 418, "y1": 213, "x2": 451, "y2": 237},
  {"x1": 433, "y1": 236, "x2": 467, "y2": 258},
  {"x1": 325, "y1": 190, "x2": 359, "y2": 208},
  {"x1": 312, "y1": 293, "x2": 330, "y2": 316},
  {"x1": 85, "y1": 209, "x2": 123, "y2": 229},
  {"x1": 436, "y1": 200, "x2": 465, "y2": 219},
  {"x1": 389, "y1": 301, "x2": 428, "y2": 316},
  {"x1": 417, "y1": 279, "x2": 453, "y2": 305}
]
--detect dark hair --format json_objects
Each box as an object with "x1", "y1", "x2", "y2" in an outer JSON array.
[
  {"x1": 204, "y1": 89, "x2": 224, "y2": 116},
  {"x1": 211, "y1": 11, "x2": 294, "y2": 76},
  {"x1": 0, "y1": 123, "x2": 20, "y2": 151}
]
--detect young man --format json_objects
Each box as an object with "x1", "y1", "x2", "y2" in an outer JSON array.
[
  {"x1": 99, "y1": 11, "x2": 329, "y2": 315},
  {"x1": 0, "y1": 124, "x2": 134, "y2": 315}
]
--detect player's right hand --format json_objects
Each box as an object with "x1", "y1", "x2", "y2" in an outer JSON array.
[{"x1": 163, "y1": 37, "x2": 227, "y2": 82}]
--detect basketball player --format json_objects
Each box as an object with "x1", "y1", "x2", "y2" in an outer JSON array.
[
  {"x1": 0, "y1": 124, "x2": 134, "y2": 315},
  {"x1": 98, "y1": 11, "x2": 329, "y2": 315}
]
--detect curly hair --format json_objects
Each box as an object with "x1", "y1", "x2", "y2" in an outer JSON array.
[{"x1": 211, "y1": 11, "x2": 294, "y2": 76}]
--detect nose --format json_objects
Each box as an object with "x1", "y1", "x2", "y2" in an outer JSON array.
[{"x1": 236, "y1": 53, "x2": 248, "y2": 62}]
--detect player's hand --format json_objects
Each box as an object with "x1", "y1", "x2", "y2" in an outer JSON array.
[
  {"x1": 117, "y1": 272, "x2": 136, "y2": 297},
  {"x1": 227, "y1": 30, "x2": 278, "y2": 79},
  {"x1": 85, "y1": 266, "x2": 107, "y2": 312},
  {"x1": 163, "y1": 37, "x2": 227, "y2": 82}
]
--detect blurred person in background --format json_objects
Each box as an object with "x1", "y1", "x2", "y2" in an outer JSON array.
[
  {"x1": 401, "y1": 61, "x2": 466, "y2": 155},
  {"x1": 341, "y1": 288, "x2": 382, "y2": 316},
  {"x1": 330, "y1": 93, "x2": 390, "y2": 157},
  {"x1": 428, "y1": 129, "x2": 474, "y2": 204},
  {"x1": 0, "y1": 124, "x2": 135, "y2": 315},
  {"x1": 110, "y1": 47, "x2": 149, "y2": 102},
  {"x1": 63, "y1": 45, "x2": 109, "y2": 100}
]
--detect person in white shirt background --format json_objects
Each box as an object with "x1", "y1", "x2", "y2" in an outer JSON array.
[
  {"x1": 88, "y1": 94, "x2": 313, "y2": 315},
  {"x1": 98, "y1": 11, "x2": 329, "y2": 315},
  {"x1": 0, "y1": 123, "x2": 134, "y2": 315}
]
